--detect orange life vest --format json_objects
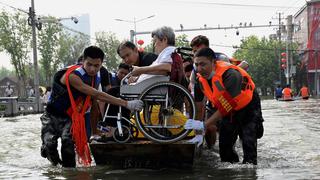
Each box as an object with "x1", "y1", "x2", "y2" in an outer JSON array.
[
  {"x1": 282, "y1": 88, "x2": 292, "y2": 100},
  {"x1": 300, "y1": 87, "x2": 309, "y2": 98},
  {"x1": 65, "y1": 65, "x2": 93, "y2": 166},
  {"x1": 197, "y1": 61, "x2": 255, "y2": 117}
]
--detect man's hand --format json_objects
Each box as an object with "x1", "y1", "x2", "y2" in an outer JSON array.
[
  {"x1": 188, "y1": 134, "x2": 204, "y2": 147},
  {"x1": 128, "y1": 76, "x2": 138, "y2": 84},
  {"x1": 126, "y1": 100, "x2": 144, "y2": 111},
  {"x1": 184, "y1": 119, "x2": 205, "y2": 131},
  {"x1": 131, "y1": 66, "x2": 144, "y2": 76}
]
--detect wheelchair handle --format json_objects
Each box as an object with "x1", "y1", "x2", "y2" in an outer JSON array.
[{"x1": 121, "y1": 72, "x2": 133, "y2": 86}]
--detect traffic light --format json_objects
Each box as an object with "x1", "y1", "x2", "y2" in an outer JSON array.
[{"x1": 281, "y1": 52, "x2": 287, "y2": 69}]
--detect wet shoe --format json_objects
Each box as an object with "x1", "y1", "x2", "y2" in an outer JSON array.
[
  {"x1": 47, "y1": 153, "x2": 62, "y2": 166},
  {"x1": 41, "y1": 146, "x2": 62, "y2": 166},
  {"x1": 89, "y1": 135, "x2": 114, "y2": 143}
]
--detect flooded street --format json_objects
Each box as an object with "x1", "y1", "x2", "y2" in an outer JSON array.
[{"x1": 0, "y1": 99, "x2": 320, "y2": 179}]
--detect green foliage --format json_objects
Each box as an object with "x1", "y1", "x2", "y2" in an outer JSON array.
[
  {"x1": 38, "y1": 17, "x2": 63, "y2": 86},
  {"x1": 144, "y1": 43, "x2": 154, "y2": 53},
  {"x1": 56, "y1": 32, "x2": 90, "y2": 67},
  {"x1": 233, "y1": 36, "x2": 285, "y2": 95},
  {"x1": 0, "y1": 66, "x2": 14, "y2": 80},
  {"x1": 95, "y1": 31, "x2": 121, "y2": 71},
  {"x1": 175, "y1": 34, "x2": 190, "y2": 48},
  {"x1": 0, "y1": 10, "x2": 32, "y2": 97}
]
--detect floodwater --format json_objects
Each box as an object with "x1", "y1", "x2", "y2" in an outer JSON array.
[{"x1": 0, "y1": 99, "x2": 320, "y2": 179}]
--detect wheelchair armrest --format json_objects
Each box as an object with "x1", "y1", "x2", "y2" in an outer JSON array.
[{"x1": 120, "y1": 75, "x2": 169, "y2": 96}]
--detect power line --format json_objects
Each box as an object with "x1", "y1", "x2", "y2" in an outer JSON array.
[
  {"x1": 280, "y1": 0, "x2": 303, "y2": 14},
  {"x1": 0, "y1": 1, "x2": 28, "y2": 14},
  {"x1": 168, "y1": 0, "x2": 300, "y2": 9},
  {"x1": 210, "y1": 43, "x2": 315, "y2": 52},
  {"x1": 0, "y1": 1, "x2": 94, "y2": 40}
]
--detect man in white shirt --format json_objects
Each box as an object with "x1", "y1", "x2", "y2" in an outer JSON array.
[{"x1": 5, "y1": 85, "x2": 14, "y2": 97}]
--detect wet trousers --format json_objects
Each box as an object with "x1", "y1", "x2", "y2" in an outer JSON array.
[
  {"x1": 218, "y1": 91, "x2": 263, "y2": 165},
  {"x1": 40, "y1": 111, "x2": 76, "y2": 167}
]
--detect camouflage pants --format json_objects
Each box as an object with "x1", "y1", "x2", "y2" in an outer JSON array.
[{"x1": 40, "y1": 111, "x2": 76, "y2": 167}]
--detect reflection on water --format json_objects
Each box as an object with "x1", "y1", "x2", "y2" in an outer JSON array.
[{"x1": 0, "y1": 99, "x2": 320, "y2": 179}]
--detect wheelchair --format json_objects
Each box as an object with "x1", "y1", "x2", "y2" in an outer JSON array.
[{"x1": 102, "y1": 73, "x2": 196, "y2": 144}]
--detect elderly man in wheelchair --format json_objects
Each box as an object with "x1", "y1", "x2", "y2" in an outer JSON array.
[
  {"x1": 99, "y1": 70, "x2": 196, "y2": 143},
  {"x1": 95, "y1": 26, "x2": 196, "y2": 144}
]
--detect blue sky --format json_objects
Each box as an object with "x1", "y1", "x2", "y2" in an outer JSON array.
[{"x1": 0, "y1": 0, "x2": 306, "y2": 69}]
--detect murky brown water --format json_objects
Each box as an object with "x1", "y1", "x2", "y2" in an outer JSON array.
[{"x1": 0, "y1": 98, "x2": 320, "y2": 179}]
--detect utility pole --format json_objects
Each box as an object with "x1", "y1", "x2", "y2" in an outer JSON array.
[
  {"x1": 285, "y1": 15, "x2": 293, "y2": 87},
  {"x1": 115, "y1": 15, "x2": 155, "y2": 44},
  {"x1": 287, "y1": 15, "x2": 293, "y2": 88},
  {"x1": 277, "y1": 12, "x2": 282, "y2": 86},
  {"x1": 29, "y1": 0, "x2": 40, "y2": 112},
  {"x1": 315, "y1": 50, "x2": 318, "y2": 96}
]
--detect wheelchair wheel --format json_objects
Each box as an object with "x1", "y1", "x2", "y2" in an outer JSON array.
[
  {"x1": 135, "y1": 81, "x2": 195, "y2": 143},
  {"x1": 113, "y1": 125, "x2": 131, "y2": 143}
]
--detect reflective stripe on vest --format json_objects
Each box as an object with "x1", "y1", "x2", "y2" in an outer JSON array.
[{"x1": 198, "y1": 61, "x2": 255, "y2": 117}]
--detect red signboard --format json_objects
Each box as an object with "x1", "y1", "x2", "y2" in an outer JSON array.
[{"x1": 307, "y1": 2, "x2": 320, "y2": 70}]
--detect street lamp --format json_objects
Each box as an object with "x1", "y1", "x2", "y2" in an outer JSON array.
[
  {"x1": 28, "y1": 0, "x2": 78, "y2": 112},
  {"x1": 115, "y1": 15, "x2": 155, "y2": 43}
]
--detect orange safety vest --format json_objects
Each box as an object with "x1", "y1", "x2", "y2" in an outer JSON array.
[
  {"x1": 65, "y1": 65, "x2": 93, "y2": 166},
  {"x1": 300, "y1": 87, "x2": 309, "y2": 98},
  {"x1": 198, "y1": 61, "x2": 255, "y2": 117},
  {"x1": 282, "y1": 88, "x2": 292, "y2": 100}
]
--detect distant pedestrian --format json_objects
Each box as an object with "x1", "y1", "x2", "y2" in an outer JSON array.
[
  {"x1": 4, "y1": 84, "x2": 14, "y2": 97},
  {"x1": 28, "y1": 88, "x2": 35, "y2": 97},
  {"x1": 42, "y1": 86, "x2": 52, "y2": 104},
  {"x1": 275, "y1": 85, "x2": 282, "y2": 100}
]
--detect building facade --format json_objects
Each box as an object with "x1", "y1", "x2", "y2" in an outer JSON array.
[{"x1": 294, "y1": 0, "x2": 320, "y2": 95}]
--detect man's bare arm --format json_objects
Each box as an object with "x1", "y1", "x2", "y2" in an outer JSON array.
[
  {"x1": 131, "y1": 63, "x2": 171, "y2": 76},
  {"x1": 61, "y1": 73, "x2": 127, "y2": 107},
  {"x1": 205, "y1": 110, "x2": 222, "y2": 128}
]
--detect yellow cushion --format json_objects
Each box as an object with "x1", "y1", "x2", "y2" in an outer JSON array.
[{"x1": 131, "y1": 105, "x2": 194, "y2": 138}]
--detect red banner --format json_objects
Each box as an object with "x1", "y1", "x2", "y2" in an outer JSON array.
[{"x1": 307, "y1": 2, "x2": 320, "y2": 70}]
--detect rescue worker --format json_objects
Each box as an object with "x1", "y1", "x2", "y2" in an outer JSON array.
[
  {"x1": 184, "y1": 48, "x2": 264, "y2": 165},
  {"x1": 40, "y1": 46, "x2": 143, "y2": 167},
  {"x1": 282, "y1": 85, "x2": 293, "y2": 101},
  {"x1": 189, "y1": 35, "x2": 250, "y2": 149},
  {"x1": 299, "y1": 85, "x2": 310, "y2": 100}
]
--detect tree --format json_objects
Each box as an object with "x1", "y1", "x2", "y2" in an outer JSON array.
[
  {"x1": 95, "y1": 31, "x2": 121, "y2": 71},
  {"x1": 55, "y1": 32, "x2": 90, "y2": 68},
  {"x1": 68, "y1": 34, "x2": 90, "y2": 65},
  {"x1": 144, "y1": 43, "x2": 154, "y2": 53},
  {"x1": 37, "y1": 17, "x2": 63, "y2": 86},
  {"x1": 0, "y1": 10, "x2": 32, "y2": 97},
  {"x1": 233, "y1": 36, "x2": 282, "y2": 95},
  {"x1": 175, "y1": 34, "x2": 190, "y2": 48},
  {"x1": 0, "y1": 66, "x2": 14, "y2": 80}
]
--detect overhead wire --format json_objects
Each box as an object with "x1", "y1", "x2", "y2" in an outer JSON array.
[
  {"x1": 166, "y1": 0, "x2": 299, "y2": 9},
  {"x1": 210, "y1": 43, "x2": 315, "y2": 52},
  {"x1": 0, "y1": 1, "x2": 95, "y2": 40},
  {"x1": 0, "y1": 1, "x2": 28, "y2": 14}
]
